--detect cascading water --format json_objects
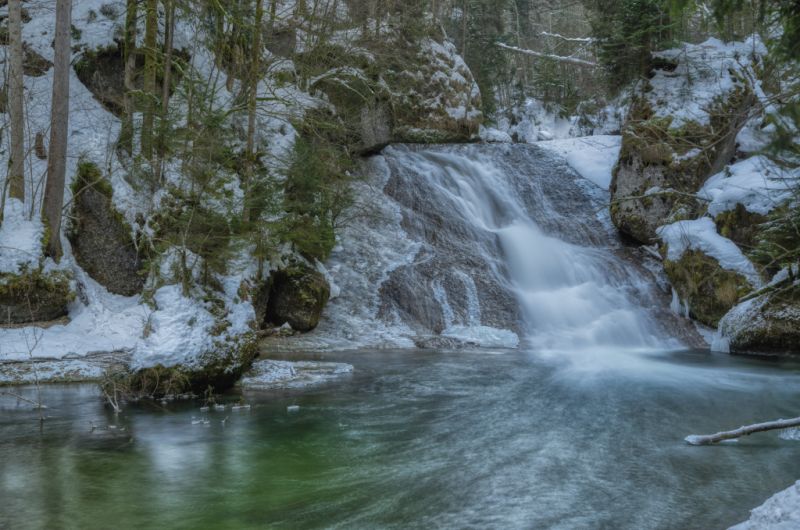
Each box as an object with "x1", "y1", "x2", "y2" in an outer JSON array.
[{"x1": 273, "y1": 143, "x2": 697, "y2": 352}]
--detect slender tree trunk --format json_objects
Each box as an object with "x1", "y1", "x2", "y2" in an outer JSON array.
[
  {"x1": 461, "y1": 0, "x2": 468, "y2": 57},
  {"x1": 155, "y1": 0, "x2": 175, "y2": 182},
  {"x1": 242, "y1": 0, "x2": 264, "y2": 223},
  {"x1": 141, "y1": 0, "x2": 158, "y2": 162},
  {"x1": 7, "y1": 0, "x2": 25, "y2": 201},
  {"x1": 121, "y1": 0, "x2": 138, "y2": 154},
  {"x1": 42, "y1": 0, "x2": 72, "y2": 260}
]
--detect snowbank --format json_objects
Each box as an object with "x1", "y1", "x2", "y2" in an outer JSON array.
[
  {"x1": 700, "y1": 156, "x2": 798, "y2": 216},
  {"x1": 0, "y1": 199, "x2": 43, "y2": 274},
  {"x1": 657, "y1": 217, "x2": 762, "y2": 287},
  {"x1": 730, "y1": 480, "x2": 800, "y2": 530},
  {"x1": 535, "y1": 135, "x2": 622, "y2": 189},
  {"x1": 649, "y1": 36, "x2": 767, "y2": 129}
]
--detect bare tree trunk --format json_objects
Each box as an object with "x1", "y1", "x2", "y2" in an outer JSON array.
[
  {"x1": 121, "y1": 0, "x2": 138, "y2": 154},
  {"x1": 461, "y1": 0, "x2": 468, "y2": 57},
  {"x1": 155, "y1": 0, "x2": 175, "y2": 182},
  {"x1": 42, "y1": 0, "x2": 72, "y2": 260},
  {"x1": 141, "y1": 0, "x2": 158, "y2": 162},
  {"x1": 7, "y1": 0, "x2": 26, "y2": 201},
  {"x1": 242, "y1": 0, "x2": 264, "y2": 224},
  {"x1": 686, "y1": 417, "x2": 800, "y2": 445}
]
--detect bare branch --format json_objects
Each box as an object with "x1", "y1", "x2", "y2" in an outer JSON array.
[
  {"x1": 496, "y1": 42, "x2": 598, "y2": 68},
  {"x1": 686, "y1": 417, "x2": 800, "y2": 445}
]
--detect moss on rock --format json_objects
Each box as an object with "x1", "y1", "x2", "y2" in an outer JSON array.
[
  {"x1": 720, "y1": 290, "x2": 800, "y2": 356},
  {"x1": 264, "y1": 264, "x2": 330, "y2": 332},
  {"x1": 104, "y1": 332, "x2": 259, "y2": 399},
  {"x1": 0, "y1": 268, "x2": 74, "y2": 325},
  {"x1": 663, "y1": 249, "x2": 752, "y2": 327},
  {"x1": 68, "y1": 161, "x2": 145, "y2": 296},
  {"x1": 611, "y1": 84, "x2": 756, "y2": 244}
]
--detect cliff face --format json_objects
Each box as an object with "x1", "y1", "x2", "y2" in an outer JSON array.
[
  {"x1": 0, "y1": 1, "x2": 483, "y2": 386},
  {"x1": 610, "y1": 36, "x2": 800, "y2": 355}
]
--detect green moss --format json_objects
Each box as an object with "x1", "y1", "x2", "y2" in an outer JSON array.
[
  {"x1": 71, "y1": 159, "x2": 113, "y2": 198},
  {"x1": 0, "y1": 268, "x2": 73, "y2": 300},
  {"x1": 664, "y1": 250, "x2": 752, "y2": 327}
]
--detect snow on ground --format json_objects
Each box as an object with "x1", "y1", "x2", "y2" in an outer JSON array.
[
  {"x1": 129, "y1": 285, "x2": 217, "y2": 370},
  {"x1": 0, "y1": 272, "x2": 144, "y2": 362},
  {"x1": 0, "y1": 199, "x2": 43, "y2": 274},
  {"x1": 649, "y1": 36, "x2": 767, "y2": 129},
  {"x1": 730, "y1": 480, "x2": 800, "y2": 530},
  {"x1": 700, "y1": 156, "x2": 799, "y2": 217},
  {"x1": 240, "y1": 360, "x2": 354, "y2": 390},
  {"x1": 535, "y1": 135, "x2": 621, "y2": 189},
  {"x1": 657, "y1": 217, "x2": 763, "y2": 287}
]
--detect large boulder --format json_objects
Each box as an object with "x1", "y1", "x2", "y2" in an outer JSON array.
[
  {"x1": 68, "y1": 161, "x2": 145, "y2": 296},
  {"x1": 265, "y1": 264, "x2": 330, "y2": 332},
  {"x1": 719, "y1": 292, "x2": 800, "y2": 356},
  {"x1": 302, "y1": 35, "x2": 482, "y2": 154},
  {"x1": 0, "y1": 269, "x2": 73, "y2": 324},
  {"x1": 610, "y1": 39, "x2": 762, "y2": 244}
]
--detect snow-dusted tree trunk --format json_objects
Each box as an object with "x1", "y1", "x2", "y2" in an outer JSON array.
[
  {"x1": 141, "y1": 0, "x2": 158, "y2": 161},
  {"x1": 242, "y1": 0, "x2": 264, "y2": 223},
  {"x1": 42, "y1": 0, "x2": 72, "y2": 260},
  {"x1": 155, "y1": 0, "x2": 175, "y2": 182},
  {"x1": 121, "y1": 0, "x2": 138, "y2": 154},
  {"x1": 7, "y1": 0, "x2": 26, "y2": 201}
]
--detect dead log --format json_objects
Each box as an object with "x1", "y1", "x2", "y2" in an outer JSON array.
[{"x1": 685, "y1": 417, "x2": 800, "y2": 445}]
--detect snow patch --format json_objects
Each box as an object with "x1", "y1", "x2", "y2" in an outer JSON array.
[
  {"x1": 649, "y1": 36, "x2": 767, "y2": 130},
  {"x1": 0, "y1": 199, "x2": 43, "y2": 274},
  {"x1": 730, "y1": 480, "x2": 800, "y2": 530},
  {"x1": 700, "y1": 156, "x2": 798, "y2": 217},
  {"x1": 657, "y1": 217, "x2": 762, "y2": 287},
  {"x1": 535, "y1": 135, "x2": 622, "y2": 189}
]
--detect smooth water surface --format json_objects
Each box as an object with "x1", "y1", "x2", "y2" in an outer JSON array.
[{"x1": 2, "y1": 349, "x2": 800, "y2": 529}]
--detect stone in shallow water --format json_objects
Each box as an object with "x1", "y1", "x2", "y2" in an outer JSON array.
[{"x1": 240, "y1": 360, "x2": 353, "y2": 390}]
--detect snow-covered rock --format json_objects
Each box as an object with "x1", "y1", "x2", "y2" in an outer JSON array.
[
  {"x1": 240, "y1": 359, "x2": 353, "y2": 390},
  {"x1": 611, "y1": 35, "x2": 766, "y2": 244},
  {"x1": 700, "y1": 156, "x2": 799, "y2": 217},
  {"x1": 730, "y1": 480, "x2": 800, "y2": 530}
]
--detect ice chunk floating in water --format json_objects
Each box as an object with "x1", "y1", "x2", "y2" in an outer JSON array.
[{"x1": 270, "y1": 144, "x2": 691, "y2": 353}]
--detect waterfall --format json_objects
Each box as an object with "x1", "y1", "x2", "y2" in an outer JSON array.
[{"x1": 271, "y1": 143, "x2": 696, "y2": 352}]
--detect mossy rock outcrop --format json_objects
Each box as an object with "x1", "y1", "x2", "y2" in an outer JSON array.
[
  {"x1": 719, "y1": 291, "x2": 800, "y2": 356},
  {"x1": 611, "y1": 85, "x2": 755, "y2": 244},
  {"x1": 663, "y1": 249, "x2": 752, "y2": 327},
  {"x1": 108, "y1": 333, "x2": 260, "y2": 398},
  {"x1": 0, "y1": 269, "x2": 73, "y2": 325},
  {"x1": 69, "y1": 162, "x2": 145, "y2": 296},
  {"x1": 714, "y1": 204, "x2": 767, "y2": 251},
  {"x1": 264, "y1": 264, "x2": 330, "y2": 332},
  {"x1": 299, "y1": 35, "x2": 482, "y2": 154}
]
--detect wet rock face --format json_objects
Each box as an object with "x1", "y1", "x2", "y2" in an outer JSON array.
[
  {"x1": 265, "y1": 265, "x2": 330, "y2": 332},
  {"x1": 0, "y1": 270, "x2": 73, "y2": 324},
  {"x1": 359, "y1": 102, "x2": 393, "y2": 154},
  {"x1": 69, "y1": 163, "x2": 144, "y2": 297}
]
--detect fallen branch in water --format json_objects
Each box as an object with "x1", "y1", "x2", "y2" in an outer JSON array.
[
  {"x1": 685, "y1": 417, "x2": 800, "y2": 445},
  {"x1": 0, "y1": 390, "x2": 48, "y2": 409}
]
